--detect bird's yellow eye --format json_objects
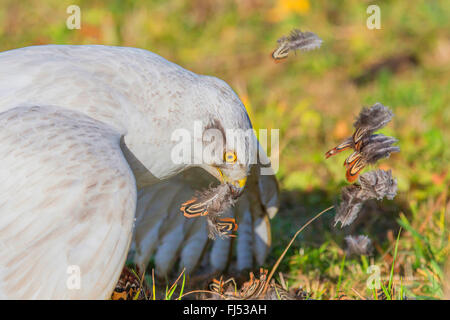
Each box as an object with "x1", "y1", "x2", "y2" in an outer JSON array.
[{"x1": 224, "y1": 151, "x2": 237, "y2": 163}]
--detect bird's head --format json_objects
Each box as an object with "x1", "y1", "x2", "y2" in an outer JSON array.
[
  {"x1": 201, "y1": 148, "x2": 249, "y2": 198},
  {"x1": 193, "y1": 76, "x2": 258, "y2": 198},
  {"x1": 124, "y1": 63, "x2": 258, "y2": 195}
]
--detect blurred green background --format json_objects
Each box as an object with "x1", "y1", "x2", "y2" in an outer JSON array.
[{"x1": 1, "y1": 0, "x2": 448, "y2": 299}]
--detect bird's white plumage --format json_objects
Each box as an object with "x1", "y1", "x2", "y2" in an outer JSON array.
[
  {"x1": 0, "y1": 45, "x2": 279, "y2": 299},
  {"x1": 0, "y1": 106, "x2": 136, "y2": 299}
]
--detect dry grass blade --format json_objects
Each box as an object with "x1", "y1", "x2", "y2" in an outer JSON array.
[
  {"x1": 139, "y1": 269, "x2": 146, "y2": 299},
  {"x1": 279, "y1": 272, "x2": 287, "y2": 290},
  {"x1": 262, "y1": 206, "x2": 334, "y2": 294},
  {"x1": 167, "y1": 268, "x2": 186, "y2": 296},
  {"x1": 351, "y1": 287, "x2": 367, "y2": 300},
  {"x1": 178, "y1": 289, "x2": 226, "y2": 300}
]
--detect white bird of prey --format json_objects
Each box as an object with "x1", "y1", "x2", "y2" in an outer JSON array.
[{"x1": 0, "y1": 45, "x2": 278, "y2": 299}]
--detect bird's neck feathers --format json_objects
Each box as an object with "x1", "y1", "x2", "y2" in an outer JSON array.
[{"x1": 0, "y1": 45, "x2": 253, "y2": 186}]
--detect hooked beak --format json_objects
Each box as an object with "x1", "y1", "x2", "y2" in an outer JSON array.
[{"x1": 216, "y1": 168, "x2": 247, "y2": 198}]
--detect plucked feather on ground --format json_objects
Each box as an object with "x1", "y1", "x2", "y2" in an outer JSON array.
[
  {"x1": 204, "y1": 269, "x2": 310, "y2": 300},
  {"x1": 111, "y1": 267, "x2": 150, "y2": 300}
]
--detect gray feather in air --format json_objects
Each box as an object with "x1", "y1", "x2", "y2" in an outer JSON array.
[
  {"x1": 353, "y1": 103, "x2": 394, "y2": 136},
  {"x1": 360, "y1": 135, "x2": 400, "y2": 164},
  {"x1": 282, "y1": 29, "x2": 323, "y2": 52},
  {"x1": 334, "y1": 169, "x2": 398, "y2": 227},
  {"x1": 273, "y1": 29, "x2": 322, "y2": 60},
  {"x1": 325, "y1": 103, "x2": 397, "y2": 161},
  {"x1": 331, "y1": 103, "x2": 399, "y2": 227},
  {"x1": 345, "y1": 235, "x2": 373, "y2": 256},
  {"x1": 359, "y1": 169, "x2": 398, "y2": 201},
  {"x1": 335, "y1": 185, "x2": 364, "y2": 227}
]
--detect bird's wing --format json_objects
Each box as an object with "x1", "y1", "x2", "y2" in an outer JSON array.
[
  {"x1": 0, "y1": 105, "x2": 137, "y2": 299},
  {"x1": 131, "y1": 156, "x2": 279, "y2": 277}
]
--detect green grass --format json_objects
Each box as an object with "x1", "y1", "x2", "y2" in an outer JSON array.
[{"x1": 1, "y1": 0, "x2": 448, "y2": 299}]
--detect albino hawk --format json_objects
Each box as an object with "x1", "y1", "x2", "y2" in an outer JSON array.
[{"x1": 0, "y1": 45, "x2": 278, "y2": 299}]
